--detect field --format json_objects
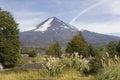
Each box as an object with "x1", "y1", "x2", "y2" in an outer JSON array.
[
  {"x1": 0, "y1": 69, "x2": 94, "y2": 80},
  {"x1": 0, "y1": 55, "x2": 95, "y2": 80},
  {"x1": 1, "y1": 53, "x2": 120, "y2": 80}
]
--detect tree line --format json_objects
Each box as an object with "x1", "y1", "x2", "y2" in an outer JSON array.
[{"x1": 46, "y1": 32, "x2": 120, "y2": 59}]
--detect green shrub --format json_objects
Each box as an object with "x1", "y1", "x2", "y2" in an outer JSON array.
[
  {"x1": 42, "y1": 57, "x2": 64, "y2": 76},
  {"x1": 89, "y1": 57, "x2": 103, "y2": 73},
  {"x1": 61, "y1": 53, "x2": 90, "y2": 74},
  {"x1": 21, "y1": 48, "x2": 38, "y2": 57},
  {"x1": 95, "y1": 55, "x2": 120, "y2": 80},
  {"x1": 96, "y1": 64, "x2": 120, "y2": 80},
  {"x1": 46, "y1": 42, "x2": 62, "y2": 57},
  {"x1": 28, "y1": 50, "x2": 37, "y2": 57},
  {"x1": 61, "y1": 57, "x2": 73, "y2": 68}
]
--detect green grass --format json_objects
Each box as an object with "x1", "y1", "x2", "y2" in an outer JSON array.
[
  {"x1": 0, "y1": 69, "x2": 42, "y2": 80},
  {"x1": 0, "y1": 69, "x2": 94, "y2": 80},
  {"x1": 95, "y1": 63, "x2": 120, "y2": 80},
  {"x1": 19, "y1": 56, "x2": 45, "y2": 64},
  {"x1": 54, "y1": 69, "x2": 94, "y2": 80}
]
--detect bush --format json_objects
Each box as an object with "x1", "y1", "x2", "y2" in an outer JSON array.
[
  {"x1": 89, "y1": 57, "x2": 103, "y2": 73},
  {"x1": 21, "y1": 48, "x2": 38, "y2": 57},
  {"x1": 88, "y1": 47, "x2": 107, "y2": 73},
  {"x1": 107, "y1": 41, "x2": 118, "y2": 58},
  {"x1": 42, "y1": 53, "x2": 90, "y2": 76},
  {"x1": 61, "y1": 53, "x2": 90, "y2": 74},
  {"x1": 28, "y1": 50, "x2": 37, "y2": 57},
  {"x1": 42, "y1": 57, "x2": 64, "y2": 76},
  {"x1": 96, "y1": 64, "x2": 120, "y2": 80},
  {"x1": 95, "y1": 55, "x2": 120, "y2": 80},
  {"x1": 46, "y1": 42, "x2": 62, "y2": 57}
]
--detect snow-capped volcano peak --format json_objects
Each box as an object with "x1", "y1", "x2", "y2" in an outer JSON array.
[
  {"x1": 80, "y1": 29, "x2": 85, "y2": 32},
  {"x1": 34, "y1": 17, "x2": 54, "y2": 31},
  {"x1": 33, "y1": 17, "x2": 78, "y2": 32}
]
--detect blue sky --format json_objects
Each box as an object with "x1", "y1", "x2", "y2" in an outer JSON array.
[{"x1": 0, "y1": 0, "x2": 120, "y2": 33}]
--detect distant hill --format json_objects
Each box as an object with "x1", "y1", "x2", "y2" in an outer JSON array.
[
  {"x1": 108, "y1": 33, "x2": 120, "y2": 37},
  {"x1": 82, "y1": 30, "x2": 120, "y2": 46},
  {"x1": 19, "y1": 17, "x2": 120, "y2": 47}
]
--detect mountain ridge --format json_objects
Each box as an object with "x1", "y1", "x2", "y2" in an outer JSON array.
[
  {"x1": 30, "y1": 17, "x2": 78, "y2": 32},
  {"x1": 19, "y1": 17, "x2": 79, "y2": 47},
  {"x1": 19, "y1": 17, "x2": 120, "y2": 47}
]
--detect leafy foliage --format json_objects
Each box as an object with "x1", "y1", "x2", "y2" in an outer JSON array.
[
  {"x1": 107, "y1": 41, "x2": 118, "y2": 58},
  {"x1": 21, "y1": 47, "x2": 38, "y2": 57},
  {"x1": 61, "y1": 53, "x2": 90, "y2": 74},
  {"x1": 42, "y1": 57, "x2": 64, "y2": 76},
  {"x1": 88, "y1": 45, "x2": 96, "y2": 57},
  {"x1": 66, "y1": 32, "x2": 88, "y2": 57},
  {"x1": 95, "y1": 56, "x2": 120, "y2": 80},
  {"x1": 46, "y1": 42, "x2": 62, "y2": 57},
  {"x1": 28, "y1": 50, "x2": 37, "y2": 57},
  {"x1": 88, "y1": 46, "x2": 107, "y2": 73},
  {"x1": 116, "y1": 41, "x2": 120, "y2": 56},
  {"x1": 0, "y1": 9, "x2": 20, "y2": 67}
]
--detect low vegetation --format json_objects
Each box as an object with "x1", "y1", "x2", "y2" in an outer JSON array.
[{"x1": 96, "y1": 56, "x2": 120, "y2": 80}]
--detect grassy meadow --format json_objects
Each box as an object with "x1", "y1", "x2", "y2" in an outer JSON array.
[{"x1": 1, "y1": 53, "x2": 120, "y2": 80}]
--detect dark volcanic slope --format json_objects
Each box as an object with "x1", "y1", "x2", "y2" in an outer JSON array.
[
  {"x1": 19, "y1": 17, "x2": 79, "y2": 47},
  {"x1": 82, "y1": 30, "x2": 120, "y2": 45},
  {"x1": 19, "y1": 17, "x2": 120, "y2": 47}
]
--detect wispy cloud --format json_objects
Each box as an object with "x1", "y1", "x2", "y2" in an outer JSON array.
[
  {"x1": 18, "y1": 18, "x2": 42, "y2": 31},
  {"x1": 70, "y1": 0, "x2": 109, "y2": 24},
  {"x1": 107, "y1": 0, "x2": 120, "y2": 15},
  {"x1": 74, "y1": 20, "x2": 120, "y2": 33},
  {"x1": 13, "y1": 11, "x2": 50, "y2": 31}
]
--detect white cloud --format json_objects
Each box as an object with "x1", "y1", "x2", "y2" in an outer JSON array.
[
  {"x1": 74, "y1": 21, "x2": 120, "y2": 33},
  {"x1": 107, "y1": 0, "x2": 120, "y2": 15},
  {"x1": 70, "y1": 0, "x2": 109, "y2": 24},
  {"x1": 13, "y1": 11, "x2": 47, "y2": 19},
  {"x1": 69, "y1": 0, "x2": 120, "y2": 33},
  {"x1": 86, "y1": 0, "x2": 120, "y2": 15},
  {"x1": 12, "y1": 11, "x2": 49, "y2": 31},
  {"x1": 18, "y1": 18, "x2": 43, "y2": 31},
  {"x1": 70, "y1": 0, "x2": 120, "y2": 24}
]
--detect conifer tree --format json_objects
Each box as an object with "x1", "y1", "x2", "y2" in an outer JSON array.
[
  {"x1": 46, "y1": 42, "x2": 62, "y2": 57},
  {"x1": 0, "y1": 9, "x2": 20, "y2": 67},
  {"x1": 107, "y1": 41, "x2": 118, "y2": 58},
  {"x1": 116, "y1": 41, "x2": 120, "y2": 56},
  {"x1": 66, "y1": 32, "x2": 88, "y2": 57},
  {"x1": 88, "y1": 45, "x2": 96, "y2": 57},
  {"x1": 46, "y1": 44, "x2": 55, "y2": 56},
  {"x1": 54, "y1": 42, "x2": 62, "y2": 57}
]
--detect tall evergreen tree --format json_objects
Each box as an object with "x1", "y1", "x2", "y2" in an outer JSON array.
[
  {"x1": 54, "y1": 42, "x2": 62, "y2": 57},
  {"x1": 0, "y1": 9, "x2": 20, "y2": 67},
  {"x1": 116, "y1": 41, "x2": 120, "y2": 56},
  {"x1": 107, "y1": 41, "x2": 118, "y2": 58},
  {"x1": 46, "y1": 44, "x2": 55, "y2": 56},
  {"x1": 66, "y1": 32, "x2": 88, "y2": 57},
  {"x1": 88, "y1": 45, "x2": 96, "y2": 57},
  {"x1": 46, "y1": 42, "x2": 62, "y2": 57}
]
